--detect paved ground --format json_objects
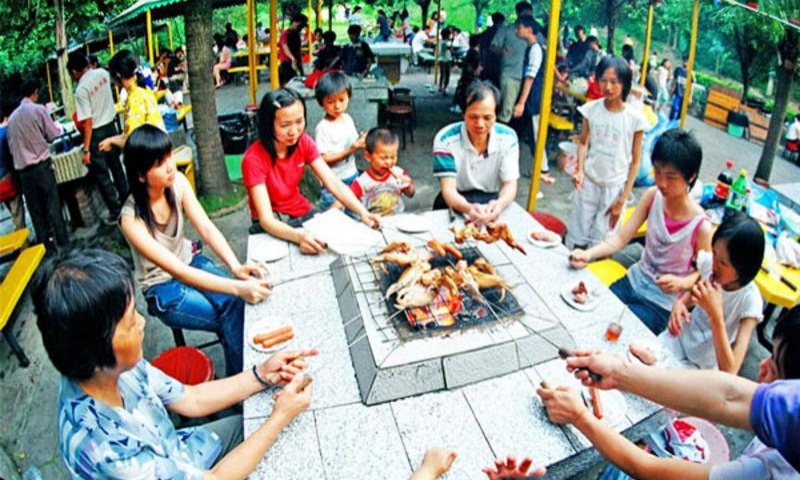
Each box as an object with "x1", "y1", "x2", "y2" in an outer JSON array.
[{"x1": 1, "y1": 67, "x2": 799, "y2": 479}]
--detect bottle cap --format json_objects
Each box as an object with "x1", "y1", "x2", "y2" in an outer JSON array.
[
  {"x1": 726, "y1": 161, "x2": 733, "y2": 168},
  {"x1": 740, "y1": 169, "x2": 747, "y2": 176}
]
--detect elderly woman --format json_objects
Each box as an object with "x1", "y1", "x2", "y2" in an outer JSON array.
[
  {"x1": 432, "y1": 81, "x2": 519, "y2": 225},
  {"x1": 32, "y1": 248, "x2": 315, "y2": 479}
]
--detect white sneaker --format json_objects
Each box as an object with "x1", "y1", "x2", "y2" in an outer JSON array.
[{"x1": 536, "y1": 191, "x2": 544, "y2": 200}]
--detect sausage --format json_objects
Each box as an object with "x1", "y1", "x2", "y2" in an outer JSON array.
[
  {"x1": 590, "y1": 387, "x2": 603, "y2": 419},
  {"x1": 442, "y1": 243, "x2": 464, "y2": 260},
  {"x1": 427, "y1": 239, "x2": 447, "y2": 257},
  {"x1": 260, "y1": 330, "x2": 295, "y2": 348},
  {"x1": 253, "y1": 325, "x2": 293, "y2": 344},
  {"x1": 299, "y1": 374, "x2": 313, "y2": 389}
]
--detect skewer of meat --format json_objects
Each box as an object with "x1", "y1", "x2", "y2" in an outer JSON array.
[{"x1": 590, "y1": 387, "x2": 603, "y2": 419}]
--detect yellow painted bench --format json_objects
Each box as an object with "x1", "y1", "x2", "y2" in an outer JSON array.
[
  {"x1": 176, "y1": 105, "x2": 192, "y2": 132},
  {"x1": 227, "y1": 65, "x2": 267, "y2": 74},
  {"x1": 587, "y1": 258, "x2": 628, "y2": 287},
  {"x1": 0, "y1": 228, "x2": 29, "y2": 258},
  {"x1": 0, "y1": 243, "x2": 46, "y2": 367}
]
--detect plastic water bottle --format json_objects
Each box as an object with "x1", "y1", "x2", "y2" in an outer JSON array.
[
  {"x1": 714, "y1": 161, "x2": 734, "y2": 203},
  {"x1": 725, "y1": 169, "x2": 749, "y2": 212},
  {"x1": 22, "y1": 466, "x2": 43, "y2": 480}
]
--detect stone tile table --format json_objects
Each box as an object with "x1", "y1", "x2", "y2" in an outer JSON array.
[{"x1": 243, "y1": 202, "x2": 671, "y2": 480}]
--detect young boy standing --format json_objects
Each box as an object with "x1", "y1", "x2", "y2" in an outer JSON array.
[
  {"x1": 314, "y1": 72, "x2": 366, "y2": 210},
  {"x1": 342, "y1": 128, "x2": 415, "y2": 216}
]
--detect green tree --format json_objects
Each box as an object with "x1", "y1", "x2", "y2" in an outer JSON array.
[{"x1": 713, "y1": 6, "x2": 782, "y2": 100}]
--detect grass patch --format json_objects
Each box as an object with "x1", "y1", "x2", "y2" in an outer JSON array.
[{"x1": 198, "y1": 183, "x2": 247, "y2": 215}]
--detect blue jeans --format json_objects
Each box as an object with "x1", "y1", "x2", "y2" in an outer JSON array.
[
  {"x1": 319, "y1": 172, "x2": 359, "y2": 212},
  {"x1": 609, "y1": 275, "x2": 670, "y2": 335},
  {"x1": 145, "y1": 254, "x2": 244, "y2": 376}
]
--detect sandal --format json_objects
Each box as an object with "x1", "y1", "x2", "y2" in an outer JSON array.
[{"x1": 540, "y1": 172, "x2": 556, "y2": 185}]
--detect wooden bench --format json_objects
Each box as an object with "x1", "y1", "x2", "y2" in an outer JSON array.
[
  {"x1": 176, "y1": 105, "x2": 192, "y2": 132},
  {"x1": 0, "y1": 243, "x2": 46, "y2": 367},
  {"x1": 703, "y1": 85, "x2": 742, "y2": 130}
]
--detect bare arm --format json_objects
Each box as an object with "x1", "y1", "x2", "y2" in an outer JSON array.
[
  {"x1": 514, "y1": 77, "x2": 533, "y2": 118},
  {"x1": 310, "y1": 157, "x2": 377, "y2": 226},
  {"x1": 567, "y1": 351, "x2": 758, "y2": 430},
  {"x1": 572, "y1": 118, "x2": 590, "y2": 189},
  {"x1": 248, "y1": 183, "x2": 314, "y2": 245}
]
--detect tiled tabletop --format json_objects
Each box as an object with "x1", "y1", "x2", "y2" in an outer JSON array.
[{"x1": 243, "y1": 203, "x2": 670, "y2": 480}]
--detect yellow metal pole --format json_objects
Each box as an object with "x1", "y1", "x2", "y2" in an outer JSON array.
[
  {"x1": 680, "y1": 0, "x2": 700, "y2": 129},
  {"x1": 108, "y1": 29, "x2": 115, "y2": 55},
  {"x1": 640, "y1": 1, "x2": 654, "y2": 86},
  {"x1": 155, "y1": 36, "x2": 160, "y2": 57},
  {"x1": 316, "y1": 0, "x2": 322, "y2": 30},
  {"x1": 270, "y1": 0, "x2": 279, "y2": 88},
  {"x1": 168, "y1": 22, "x2": 174, "y2": 50},
  {"x1": 146, "y1": 9, "x2": 154, "y2": 67},
  {"x1": 45, "y1": 61, "x2": 54, "y2": 103},
  {"x1": 247, "y1": 0, "x2": 258, "y2": 106},
  {"x1": 527, "y1": 0, "x2": 561, "y2": 211}
]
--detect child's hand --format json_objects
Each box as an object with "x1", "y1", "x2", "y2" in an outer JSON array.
[
  {"x1": 299, "y1": 232, "x2": 327, "y2": 255},
  {"x1": 668, "y1": 299, "x2": 691, "y2": 336},
  {"x1": 352, "y1": 132, "x2": 367, "y2": 151},
  {"x1": 360, "y1": 211, "x2": 382, "y2": 229},
  {"x1": 399, "y1": 173, "x2": 415, "y2": 197},
  {"x1": 512, "y1": 103, "x2": 524, "y2": 119},
  {"x1": 605, "y1": 198, "x2": 625, "y2": 229},
  {"x1": 482, "y1": 455, "x2": 546, "y2": 479},
  {"x1": 571, "y1": 169, "x2": 584, "y2": 191},
  {"x1": 569, "y1": 249, "x2": 591, "y2": 269},
  {"x1": 413, "y1": 448, "x2": 457, "y2": 479},
  {"x1": 691, "y1": 280, "x2": 723, "y2": 320},
  {"x1": 655, "y1": 274, "x2": 685, "y2": 294}
]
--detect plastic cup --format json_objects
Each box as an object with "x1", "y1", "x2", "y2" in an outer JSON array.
[{"x1": 605, "y1": 322, "x2": 623, "y2": 342}]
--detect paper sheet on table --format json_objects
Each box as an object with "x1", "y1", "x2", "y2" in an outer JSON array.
[
  {"x1": 302, "y1": 209, "x2": 383, "y2": 255},
  {"x1": 248, "y1": 234, "x2": 290, "y2": 262}
]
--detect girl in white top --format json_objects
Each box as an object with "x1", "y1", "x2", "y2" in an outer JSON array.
[
  {"x1": 658, "y1": 213, "x2": 765, "y2": 372},
  {"x1": 120, "y1": 125, "x2": 271, "y2": 375},
  {"x1": 570, "y1": 128, "x2": 713, "y2": 335},
  {"x1": 566, "y1": 56, "x2": 650, "y2": 249}
]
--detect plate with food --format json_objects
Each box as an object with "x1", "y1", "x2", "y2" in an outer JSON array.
[
  {"x1": 528, "y1": 229, "x2": 562, "y2": 248},
  {"x1": 395, "y1": 214, "x2": 432, "y2": 233},
  {"x1": 626, "y1": 341, "x2": 667, "y2": 366},
  {"x1": 560, "y1": 280, "x2": 600, "y2": 311},
  {"x1": 248, "y1": 321, "x2": 295, "y2": 353}
]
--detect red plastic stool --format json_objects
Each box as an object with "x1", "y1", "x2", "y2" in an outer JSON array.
[
  {"x1": 152, "y1": 346, "x2": 215, "y2": 385},
  {"x1": 529, "y1": 211, "x2": 568, "y2": 238}
]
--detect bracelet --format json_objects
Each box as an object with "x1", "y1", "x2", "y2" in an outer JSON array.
[{"x1": 252, "y1": 364, "x2": 271, "y2": 389}]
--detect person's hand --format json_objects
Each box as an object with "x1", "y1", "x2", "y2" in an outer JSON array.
[
  {"x1": 236, "y1": 277, "x2": 272, "y2": 304},
  {"x1": 414, "y1": 448, "x2": 458, "y2": 479},
  {"x1": 258, "y1": 349, "x2": 318, "y2": 386},
  {"x1": 98, "y1": 138, "x2": 113, "y2": 152},
  {"x1": 351, "y1": 131, "x2": 367, "y2": 151},
  {"x1": 571, "y1": 169, "x2": 584, "y2": 191},
  {"x1": 360, "y1": 211, "x2": 381, "y2": 229},
  {"x1": 483, "y1": 200, "x2": 503, "y2": 223},
  {"x1": 655, "y1": 274, "x2": 685, "y2": 294},
  {"x1": 232, "y1": 262, "x2": 270, "y2": 281},
  {"x1": 271, "y1": 371, "x2": 313, "y2": 422},
  {"x1": 482, "y1": 455, "x2": 546, "y2": 479},
  {"x1": 605, "y1": 198, "x2": 625, "y2": 229},
  {"x1": 537, "y1": 385, "x2": 589, "y2": 425},
  {"x1": 512, "y1": 103, "x2": 524, "y2": 119},
  {"x1": 82, "y1": 151, "x2": 91, "y2": 165},
  {"x1": 691, "y1": 279, "x2": 723, "y2": 322},
  {"x1": 467, "y1": 203, "x2": 489, "y2": 225},
  {"x1": 299, "y1": 231, "x2": 327, "y2": 255},
  {"x1": 569, "y1": 249, "x2": 591, "y2": 269},
  {"x1": 668, "y1": 298, "x2": 691, "y2": 336},
  {"x1": 564, "y1": 349, "x2": 625, "y2": 390}
]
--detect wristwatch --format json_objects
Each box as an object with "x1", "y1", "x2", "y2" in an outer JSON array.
[{"x1": 81, "y1": 146, "x2": 90, "y2": 154}]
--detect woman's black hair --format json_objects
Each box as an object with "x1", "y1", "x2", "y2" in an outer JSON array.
[
  {"x1": 31, "y1": 248, "x2": 134, "y2": 380},
  {"x1": 257, "y1": 88, "x2": 306, "y2": 164},
  {"x1": 651, "y1": 128, "x2": 702, "y2": 188},
  {"x1": 461, "y1": 80, "x2": 501, "y2": 115},
  {"x1": 123, "y1": 124, "x2": 176, "y2": 233},
  {"x1": 595, "y1": 55, "x2": 633, "y2": 101},
  {"x1": 711, "y1": 211, "x2": 765, "y2": 286},
  {"x1": 108, "y1": 50, "x2": 139, "y2": 83},
  {"x1": 772, "y1": 305, "x2": 800, "y2": 379},
  {"x1": 315, "y1": 71, "x2": 351, "y2": 105}
]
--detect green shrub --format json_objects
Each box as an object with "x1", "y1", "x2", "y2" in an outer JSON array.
[{"x1": 695, "y1": 72, "x2": 742, "y2": 92}]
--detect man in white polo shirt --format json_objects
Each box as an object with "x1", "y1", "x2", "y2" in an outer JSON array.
[
  {"x1": 432, "y1": 81, "x2": 519, "y2": 225},
  {"x1": 67, "y1": 51, "x2": 128, "y2": 225}
]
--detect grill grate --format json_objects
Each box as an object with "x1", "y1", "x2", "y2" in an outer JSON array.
[{"x1": 370, "y1": 246, "x2": 523, "y2": 341}]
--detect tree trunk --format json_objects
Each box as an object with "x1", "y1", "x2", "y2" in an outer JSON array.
[
  {"x1": 605, "y1": 0, "x2": 617, "y2": 55},
  {"x1": 54, "y1": 0, "x2": 74, "y2": 114},
  {"x1": 665, "y1": 26, "x2": 672, "y2": 50},
  {"x1": 755, "y1": 29, "x2": 798, "y2": 183},
  {"x1": 417, "y1": 0, "x2": 430, "y2": 27},
  {"x1": 185, "y1": 0, "x2": 232, "y2": 198}
]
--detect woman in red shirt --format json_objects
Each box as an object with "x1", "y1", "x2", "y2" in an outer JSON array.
[{"x1": 242, "y1": 88, "x2": 380, "y2": 255}]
